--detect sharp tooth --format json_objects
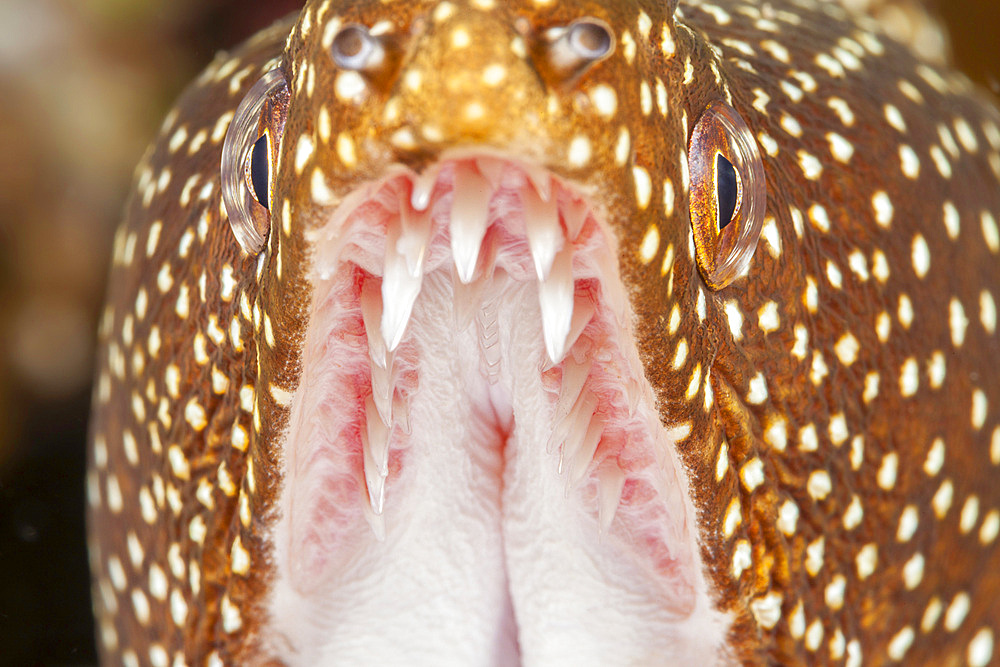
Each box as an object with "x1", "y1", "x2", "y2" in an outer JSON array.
[
  {"x1": 364, "y1": 395, "x2": 391, "y2": 475},
  {"x1": 410, "y1": 168, "x2": 438, "y2": 211},
  {"x1": 538, "y1": 245, "x2": 575, "y2": 364},
  {"x1": 450, "y1": 164, "x2": 493, "y2": 283},
  {"x1": 548, "y1": 390, "x2": 598, "y2": 455},
  {"x1": 597, "y1": 461, "x2": 626, "y2": 535},
  {"x1": 359, "y1": 470, "x2": 387, "y2": 541},
  {"x1": 360, "y1": 277, "x2": 388, "y2": 369},
  {"x1": 381, "y1": 220, "x2": 422, "y2": 352},
  {"x1": 521, "y1": 184, "x2": 563, "y2": 281},
  {"x1": 397, "y1": 191, "x2": 434, "y2": 277},
  {"x1": 393, "y1": 394, "x2": 411, "y2": 435},
  {"x1": 554, "y1": 357, "x2": 592, "y2": 424},
  {"x1": 565, "y1": 294, "x2": 595, "y2": 355},
  {"x1": 562, "y1": 197, "x2": 590, "y2": 240},
  {"x1": 565, "y1": 413, "x2": 604, "y2": 490},
  {"x1": 360, "y1": 426, "x2": 387, "y2": 516},
  {"x1": 524, "y1": 163, "x2": 553, "y2": 202},
  {"x1": 370, "y1": 355, "x2": 395, "y2": 425}
]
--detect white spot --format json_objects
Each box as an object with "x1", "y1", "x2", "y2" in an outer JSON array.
[
  {"x1": 950, "y1": 298, "x2": 969, "y2": 347},
  {"x1": 750, "y1": 592, "x2": 783, "y2": 629},
  {"x1": 589, "y1": 84, "x2": 617, "y2": 118},
  {"x1": 872, "y1": 191, "x2": 894, "y2": 227},
  {"x1": 897, "y1": 504, "x2": 919, "y2": 542},
  {"x1": 911, "y1": 234, "x2": 931, "y2": 278},
  {"x1": 944, "y1": 592, "x2": 971, "y2": 632},
  {"x1": 972, "y1": 389, "x2": 989, "y2": 430},
  {"x1": 968, "y1": 628, "x2": 995, "y2": 667},
  {"x1": 879, "y1": 452, "x2": 900, "y2": 490},
  {"x1": 902, "y1": 552, "x2": 925, "y2": 590},
  {"x1": 843, "y1": 495, "x2": 863, "y2": 530},
  {"x1": 824, "y1": 574, "x2": 846, "y2": 610},
  {"x1": 900, "y1": 357, "x2": 919, "y2": 397},
  {"x1": 632, "y1": 166, "x2": 652, "y2": 209},
  {"x1": 808, "y1": 204, "x2": 831, "y2": 232},
  {"x1": 884, "y1": 104, "x2": 907, "y2": 132},
  {"x1": 807, "y1": 470, "x2": 832, "y2": 500},
  {"x1": 899, "y1": 144, "x2": 921, "y2": 179},
  {"x1": 567, "y1": 136, "x2": 592, "y2": 168},
  {"x1": 777, "y1": 499, "x2": 799, "y2": 535},
  {"x1": 980, "y1": 290, "x2": 997, "y2": 334},
  {"x1": 856, "y1": 543, "x2": 878, "y2": 580},
  {"x1": 826, "y1": 132, "x2": 854, "y2": 162},
  {"x1": 887, "y1": 627, "x2": 915, "y2": 661},
  {"x1": 757, "y1": 302, "x2": 780, "y2": 333},
  {"x1": 943, "y1": 201, "x2": 961, "y2": 240},
  {"x1": 933, "y1": 479, "x2": 955, "y2": 518},
  {"x1": 834, "y1": 333, "x2": 859, "y2": 366},
  {"x1": 740, "y1": 457, "x2": 765, "y2": 492},
  {"x1": 982, "y1": 211, "x2": 1000, "y2": 253},
  {"x1": 960, "y1": 494, "x2": 981, "y2": 534},
  {"x1": 294, "y1": 134, "x2": 314, "y2": 174}
]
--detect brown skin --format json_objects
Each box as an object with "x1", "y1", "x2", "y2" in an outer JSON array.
[{"x1": 89, "y1": 1, "x2": 1000, "y2": 665}]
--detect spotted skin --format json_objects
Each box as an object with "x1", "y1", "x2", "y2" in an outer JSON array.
[{"x1": 88, "y1": 1, "x2": 1000, "y2": 665}]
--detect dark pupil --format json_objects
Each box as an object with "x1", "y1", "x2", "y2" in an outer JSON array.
[
  {"x1": 716, "y1": 153, "x2": 737, "y2": 230},
  {"x1": 250, "y1": 133, "x2": 270, "y2": 210}
]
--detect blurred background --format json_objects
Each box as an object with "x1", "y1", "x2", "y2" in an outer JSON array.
[{"x1": 0, "y1": 1, "x2": 996, "y2": 665}]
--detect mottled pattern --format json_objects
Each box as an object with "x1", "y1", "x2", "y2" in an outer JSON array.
[{"x1": 87, "y1": 1, "x2": 1000, "y2": 665}]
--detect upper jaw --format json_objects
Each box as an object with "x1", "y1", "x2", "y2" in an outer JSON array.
[{"x1": 306, "y1": 149, "x2": 612, "y2": 368}]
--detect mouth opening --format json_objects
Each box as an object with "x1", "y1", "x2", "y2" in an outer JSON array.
[{"x1": 265, "y1": 154, "x2": 728, "y2": 665}]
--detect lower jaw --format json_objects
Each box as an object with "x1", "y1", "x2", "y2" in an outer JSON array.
[{"x1": 264, "y1": 156, "x2": 730, "y2": 664}]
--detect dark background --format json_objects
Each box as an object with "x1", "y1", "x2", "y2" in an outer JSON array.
[{"x1": 0, "y1": 1, "x2": 997, "y2": 665}]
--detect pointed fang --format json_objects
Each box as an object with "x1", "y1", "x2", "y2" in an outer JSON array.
[
  {"x1": 381, "y1": 219, "x2": 423, "y2": 352},
  {"x1": 360, "y1": 426, "x2": 387, "y2": 516},
  {"x1": 450, "y1": 164, "x2": 493, "y2": 283},
  {"x1": 566, "y1": 413, "x2": 604, "y2": 491},
  {"x1": 398, "y1": 189, "x2": 434, "y2": 277},
  {"x1": 597, "y1": 461, "x2": 627, "y2": 535},
  {"x1": 538, "y1": 244, "x2": 575, "y2": 364},
  {"x1": 360, "y1": 277, "x2": 388, "y2": 369},
  {"x1": 365, "y1": 395, "x2": 391, "y2": 475},
  {"x1": 521, "y1": 184, "x2": 563, "y2": 281}
]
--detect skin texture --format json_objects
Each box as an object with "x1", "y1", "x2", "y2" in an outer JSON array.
[{"x1": 87, "y1": 1, "x2": 1000, "y2": 665}]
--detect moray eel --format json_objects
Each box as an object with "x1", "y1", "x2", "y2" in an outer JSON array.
[{"x1": 87, "y1": 0, "x2": 1000, "y2": 664}]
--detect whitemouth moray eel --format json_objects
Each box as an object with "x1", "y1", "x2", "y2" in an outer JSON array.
[{"x1": 87, "y1": 1, "x2": 1000, "y2": 664}]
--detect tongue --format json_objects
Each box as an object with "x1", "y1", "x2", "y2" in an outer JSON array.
[{"x1": 265, "y1": 158, "x2": 729, "y2": 665}]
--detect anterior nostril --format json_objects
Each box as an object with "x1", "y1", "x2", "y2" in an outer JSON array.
[
  {"x1": 568, "y1": 20, "x2": 613, "y2": 61},
  {"x1": 536, "y1": 17, "x2": 615, "y2": 83},
  {"x1": 331, "y1": 24, "x2": 384, "y2": 71}
]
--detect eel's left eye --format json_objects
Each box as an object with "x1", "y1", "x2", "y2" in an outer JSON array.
[
  {"x1": 221, "y1": 68, "x2": 289, "y2": 255},
  {"x1": 687, "y1": 102, "x2": 767, "y2": 289}
]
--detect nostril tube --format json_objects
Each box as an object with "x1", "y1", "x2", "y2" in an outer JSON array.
[
  {"x1": 537, "y1": 18, "x2": 615, "y2": 82},
  {"x1": 331, "y1": 24, "x2": 386, "y2": 71}
]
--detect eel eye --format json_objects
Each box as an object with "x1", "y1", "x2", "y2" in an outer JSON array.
[
  {"x1": 536, "y1": 17, "x2": 615, "y2": 82},
  {"x1": 331, "y1": 24, "x2": 384, "y2": 71},
  {"x1": 248, "y1": 132, "x2": 270, "y2": 211},
  {"x1": 687, "y1": 102, "x2": 767, "y2": 289},
  {"x1": 221, "y1": 69, "x2": 289, "y2": 255}
]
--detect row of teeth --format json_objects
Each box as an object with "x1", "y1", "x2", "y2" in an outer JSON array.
[
  {"x1": 364, "y1": 158, "x2": 595, "y2": 366},
  {"x1": 324, "y1": 159, "x2": 635, "y2": 537}
]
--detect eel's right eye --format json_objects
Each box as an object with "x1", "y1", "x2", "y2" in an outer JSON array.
[
  {"x1": 687, "y1": 102, "x2": 767, "y2": 290},
  {"x1": 221, "y1": 69, "x2": 289, "y2": 255}
]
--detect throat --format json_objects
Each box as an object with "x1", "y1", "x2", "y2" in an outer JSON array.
[{"x1": 264, "y1": 157, "x2": 731, "y2": 665}]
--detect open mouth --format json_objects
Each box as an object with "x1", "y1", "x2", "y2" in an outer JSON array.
[{"x1": 266, "y1": 154, "x2": 725, "y2": 664}]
